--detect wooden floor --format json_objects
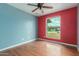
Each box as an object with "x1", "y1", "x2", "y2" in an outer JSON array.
[{"x1": 0, "y1": 40, "x2": 79, "y2": 56}]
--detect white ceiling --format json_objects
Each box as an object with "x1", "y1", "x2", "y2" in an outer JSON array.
[{"x1": 8, "y1": 3, "x2": 77, "y2": 16}]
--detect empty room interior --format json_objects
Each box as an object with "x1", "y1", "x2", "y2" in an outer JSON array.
[{"x1": 0, "y1": 3, "x2": 79, "y2": 56}]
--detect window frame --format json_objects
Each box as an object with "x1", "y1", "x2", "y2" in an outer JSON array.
[{"x1": 46, "y1": 16, "x2": 61, "y2": 40}]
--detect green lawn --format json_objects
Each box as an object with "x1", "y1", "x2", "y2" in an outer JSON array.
[{"x1": 47, "y1": 32, "x2": 60, "y2": 39}]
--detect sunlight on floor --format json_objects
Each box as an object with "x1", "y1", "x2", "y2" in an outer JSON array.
[{"x1": 46, "y1": 43, "x2": 62, "y2": 55}]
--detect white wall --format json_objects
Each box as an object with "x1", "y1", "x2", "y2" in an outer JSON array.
[{"x1": 77, "y1": 4, "x2": 79, "y2": 51}]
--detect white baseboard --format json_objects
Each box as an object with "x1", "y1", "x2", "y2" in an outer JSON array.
[
  {"x1": 0, "y1": 39, "x2": 36, "y2": 52},
  {"x1": 39, "y1": 38, "x2": 77, "y2": 47},
  {"x1": 56, "y1": 41, "x2": 77, "y2": 47}
]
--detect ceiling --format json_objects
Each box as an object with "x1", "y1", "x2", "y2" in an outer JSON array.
[{"x1": 8, "y1": 3, "x2": 77, "y2": 16}]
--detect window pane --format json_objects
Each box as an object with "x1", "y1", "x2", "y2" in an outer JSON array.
[{"x1": 46, "y1": 16, "x2": 61, "y2": 39}]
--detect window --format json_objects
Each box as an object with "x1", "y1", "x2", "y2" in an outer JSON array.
[{"x1": 46, "y1": 16, "x2": 61, "y2": 39}]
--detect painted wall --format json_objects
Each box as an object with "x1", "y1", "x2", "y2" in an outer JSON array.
[
  {"x1": 38, "y1": 7, "x2": 77, "y2": 45},
  {"x1": 0, "y1": 4, "x2": 37, "y2": 49}
]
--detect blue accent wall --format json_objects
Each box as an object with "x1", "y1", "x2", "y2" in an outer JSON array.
[{"x1": 0, "y1": 4, "x2": 37, "y2": 49}]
